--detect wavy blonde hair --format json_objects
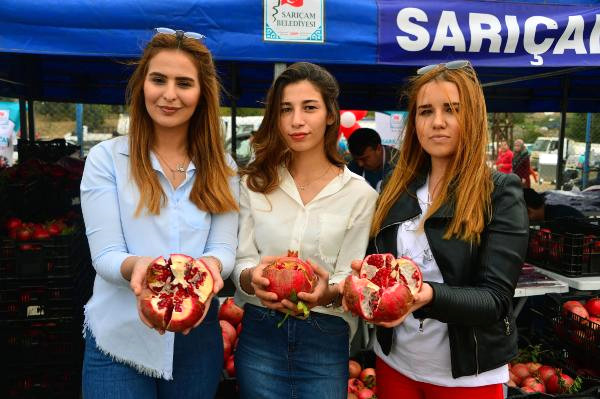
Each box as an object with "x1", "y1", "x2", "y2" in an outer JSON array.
[
  {"x1": 371, "y1": 64, "x2": 492, "y2": 243},
  {"x1": 242, "y1": 62, "x2": 344, "y2": 193},
  {"x1": 126, "y1": 33, "x2": 238, "y2": 215}
]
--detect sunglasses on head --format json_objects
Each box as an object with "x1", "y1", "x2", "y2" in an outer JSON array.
[
  {"x1": 154, "y1": 27, "x2": 205, "y2": 42},
  {"x1": 416, "y1": 60, "x2": 471, "y2": 75}
]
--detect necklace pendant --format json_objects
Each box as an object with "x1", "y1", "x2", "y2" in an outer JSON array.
[{"x1": 176, "y1": 164, "x2": 185, "y2": 173}]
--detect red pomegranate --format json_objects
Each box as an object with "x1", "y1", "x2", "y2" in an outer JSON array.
[
  {"x1": 344, "y1": 254, "x2": 422, "y2": 322},
  {"x1": 218, "y1": 297, "x2": 244, "y2": 326},
  {"x1": 357, "y1": 388, "x2": 377, "y2": 399},
  {"x1": 546, "y1": 372, "x2": 577, "y2": 394},
  {"x1": 585, "y1": 298, "x2": 600, "y2": 317},
  {"x1": 521, "y1": 376, "x2": 545, "y2": 393},
  {"x1": 511, "y1": 363, "x2": 530, "y2": 382},
  {"x1": 359, "y1": 368, "x2": 376, "y2": 389},
  {"x1": 349, "y1": 360, "x2": 362, "y2": 379},
  {"x1": 220, "y1": 320, "x2": 237, "y2": 346},
  {"x1": 225, "y1": 355, "x2": 236, "y2": 377},
  {"x1": 537, "y1": 365, "x2": 557, "y2": 383},
  {"x1": 347, "y1": 378, "x2": 365, "y2": 395},
  {"x1": 140, "y1": 254, "x2": 214, "y2": 332},
  {"x1": 262, "y1": 251, "x2": 316, "y2": 301}
]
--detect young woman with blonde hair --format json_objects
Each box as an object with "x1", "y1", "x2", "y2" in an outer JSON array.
[
  {"x1": 232, "y1": 62, "x2": 378, "y2": 399},
  {"x1": 346, "y1": 60, "x2": 528, "y2": 399},
  {"x1": 80, "y1": 29, "x2": 239, "y2": 398}
]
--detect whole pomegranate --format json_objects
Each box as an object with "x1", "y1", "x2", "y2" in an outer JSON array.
[
  {"x1": 349, "y1": 360, "x2": 362, "y2": 379},
  {"x1": 218, "y1": 297, "x2": 244, "y2": 326},
  {"x1": 220, "y1": 320, "x2": 237, "y2": 346},
  {"x1": 344, "y1": 254, "x2": 422, "y2": 322},
  {"x1": 262, "y1": 251, "x2": 316, "y2": 301},
  {"x1": 585, "y1": 298, "x2": 600, "y2": 317},
  {"x1": 546, "y1": 372, "x2": 578, "y2": 394},
  {"x1": 140, "y1": 254, "x2": 214, "y2": 332}
]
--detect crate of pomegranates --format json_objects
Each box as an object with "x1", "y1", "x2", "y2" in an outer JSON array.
[
  {"x1": 541, "y1": 293, "x2": 600, "y2": 372},
  {"x1": 0, "y1": 317, "x2": 83, "y2": 366},
  {"x1": 507, "y1": 344, "x2": 600, "y2": 398},
  {"x1": 0, "y1": 216, "x2": 89, "y2": 279},
  {"x1": 527, "y1": 218, "x2": 600, "y2": 277}
]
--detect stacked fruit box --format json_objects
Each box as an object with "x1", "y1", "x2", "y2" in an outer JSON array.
[
  {"x1": 527, "y1": 218, "x2": 600, "y2": 277},
  {"x1": 507, "y1": 343, "x2": 600, "y2": 398},
  {"x1": 538, "y1": 293, "x2": 600, "y2": 376},
  {"x1": 0, "y1": 224, "x2": 93, "y2": 399}
]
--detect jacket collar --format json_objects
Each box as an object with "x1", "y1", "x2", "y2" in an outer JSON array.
[{"x1": 380, "y1": 170, "x2": 454, "y2": 230}]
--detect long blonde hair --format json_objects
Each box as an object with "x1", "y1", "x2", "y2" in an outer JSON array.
[
  {"x1": 242, "y1": 62, "x2": 344, "y2": 193},
  {"x1": 126, "y1": 33, "x2": 238, "y2": 215},
  {"x1": 371, "y1": 64, "x2": 492, "y2": 243}
]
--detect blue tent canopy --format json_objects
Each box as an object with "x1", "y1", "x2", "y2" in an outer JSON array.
[{"x1": 1, "y1": 0, "x2": 600, "y2": 111}]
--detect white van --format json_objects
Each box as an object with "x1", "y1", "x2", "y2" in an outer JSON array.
[{"x1": 529, "y1": 137, "x2": 576, "y2": 170}]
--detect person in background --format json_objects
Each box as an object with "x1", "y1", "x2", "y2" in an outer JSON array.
[
  {"x1": 523, "y1": 188, "x2": 584, "y2": 222},
  {"x1": 495, "y1": 139, "x2": 513, "y2": 174},
  {"x1": 348, "y1": 127, "x2": 397, "y2": 192},
  {"x1": 233, "y1": 62, "x2": 378, "y2": 399},
  {"x1": 344, "y1": 60, "x2": 528, "y2": 399},
  {"x1": 512, "y1": 139, "x2": 531, "y2": 188},
  {"x1": 80, "y1": 28, "x2": 239, "y2": 399}
]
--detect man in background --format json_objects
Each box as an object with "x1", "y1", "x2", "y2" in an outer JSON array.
[
  {"x1": 347, "y1": 127, "x2": 396, "y2": 192},
  {"x1": 523, "y1": 188, "x2": 584, "y2": 222}
]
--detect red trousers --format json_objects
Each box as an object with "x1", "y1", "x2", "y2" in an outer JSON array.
[{"x1": 376, "y1": 357, "x2": 504, "y2": 399}]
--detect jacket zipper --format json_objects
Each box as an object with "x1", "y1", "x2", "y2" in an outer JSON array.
[{"x1": 473, "y1": 329, "x2": 480, "y2": 375}]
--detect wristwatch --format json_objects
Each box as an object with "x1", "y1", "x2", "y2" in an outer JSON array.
[{"x1": 324, "y1": 283, "x2": 343, "y2": 308}]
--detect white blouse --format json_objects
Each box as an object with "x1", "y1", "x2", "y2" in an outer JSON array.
[
  {"x1": 374, "y1": 177, "x2": 508, "y2": 387},
  {"x1": 232, "y1": 166, "x2": 378, "y2": 338}
]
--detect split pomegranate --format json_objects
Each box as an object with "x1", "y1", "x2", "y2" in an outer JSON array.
[
  {"x1": 344, "y1": 254, "x2": 422, "y2": 322},
  {"x1": 140, "y1": 254, "x2": 214, "y2": 332},
  {"x1": 262, "y1": 251, "x2": 316, "y2": 301}
]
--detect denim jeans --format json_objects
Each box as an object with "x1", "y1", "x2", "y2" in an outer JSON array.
[
  {"x1": 235, "y1": 304, "x2": 349, "y2": 399},
  {"x1": 82, "y1": 298, "x2": 223, "y2": 399}
]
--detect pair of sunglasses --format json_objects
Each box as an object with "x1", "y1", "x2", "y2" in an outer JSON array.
[
  {"x1": 416, "y1": 60, "x2": 471, "y2": 75},
  {"x1": 154, "y1": 27, "x2": 205, "y2": 42}
]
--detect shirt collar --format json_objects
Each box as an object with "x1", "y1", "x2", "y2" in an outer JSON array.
[{"x1": 279, "y1": 164, "x2": 358, "y2": 205}]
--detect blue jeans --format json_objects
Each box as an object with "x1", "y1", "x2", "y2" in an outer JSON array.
[
  {"x1": 235, "y1": 304, "x2": 349, "y2": 399},
  {"x1": 82, "y1": 298, "x2": 223, "y2": 399}
]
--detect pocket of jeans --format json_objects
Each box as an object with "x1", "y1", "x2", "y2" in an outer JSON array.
[
  {"x1": 311, "y1": 314, "x2": 349, "y2": 336},
  {"x1": 243, "y1": 304, "x2": 270, "y2": 322}
]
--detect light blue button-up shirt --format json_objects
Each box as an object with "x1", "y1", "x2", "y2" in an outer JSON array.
[{"x1": 80, "y1": 135, "x2": 239, "y2": 379}]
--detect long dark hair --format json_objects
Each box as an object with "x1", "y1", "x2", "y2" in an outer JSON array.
[{"x1": 242, "y1": 62, "x2": 344, "y2": 193}]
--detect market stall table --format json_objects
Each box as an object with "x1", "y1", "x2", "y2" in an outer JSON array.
[
  {"x1": 533, "y1": 266, "x2": 600, "y2": 291},
  {"x1": 514, "y1": 263, "x2": 569, "y2": 317}
]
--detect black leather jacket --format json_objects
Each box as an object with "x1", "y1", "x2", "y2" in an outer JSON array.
[{"x1": 372, "y1": 171, "x2": 528, "y2": 378}]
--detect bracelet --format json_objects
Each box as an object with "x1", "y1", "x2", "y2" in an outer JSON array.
[
  {"x1": 204, "y1": 256, "x2": 223, "y2": 273},
  {"x1": 324, "y1": 283, "x2": 342, "y2": 308}
]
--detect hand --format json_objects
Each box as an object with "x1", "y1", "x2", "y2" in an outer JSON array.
[
  {"x1": 294, "y1": 260, "x2": 330, "y2": 310},
  {"x1": 200, "y1": 256, "x2": 224, "y2": 296},
  {"x1": 250, "y1": 256, "x2": 286, "y2": 312},
  {"x1": 375, "y1": 283, "x2": 434, "y2": 328}
]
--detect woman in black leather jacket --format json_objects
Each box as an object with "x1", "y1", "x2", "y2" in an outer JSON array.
[{"x1": 345, "y1": 61, "x2": 528, "y2": 399}]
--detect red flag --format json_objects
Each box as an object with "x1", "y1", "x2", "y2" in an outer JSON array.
[{"x1": 281, "y1": 0, "x2": 303, "y2": 7}]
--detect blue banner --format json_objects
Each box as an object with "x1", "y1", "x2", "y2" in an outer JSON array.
[{"x1": 378, "y1": 0, "x2": 600, "y2": 67}]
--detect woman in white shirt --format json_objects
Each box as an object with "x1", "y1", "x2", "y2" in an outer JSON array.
[
  {"x1": 232, "y1": 62, "x2": 378, "y2": 399},
  {"x1": 80, "y1": 29, "x2": 239, "y2": 399}
]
